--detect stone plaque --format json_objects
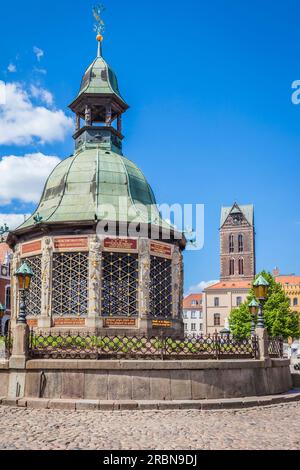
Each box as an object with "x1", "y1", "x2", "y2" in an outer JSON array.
[
  {"x1": 53, "y1": 318, "x2": 86, "y2": 327},
  {"x1": 22, "y1": 240, "x2": 42, "y2": 255},
  {"x1": 150, "y1": 241, "x2": 172, "y2": 258},
  {"x1": 103, "y1": 238, "x2": 138, "y2": 252},
  {"x1": 54, "y1": 237, "x2": 88, "y2": 251},
  {"x1": 152, "y1": 319, "x2": 172, "y2": 328},
  {"x1": 104, "y1": 318, "x2": 137, "y2": 328}
]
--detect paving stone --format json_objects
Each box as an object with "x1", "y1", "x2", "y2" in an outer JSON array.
[
  {"x1": 138, "y1": 401, "x2": 159, "y2": 410},
  {"x1": 76, "y1": 400, "x2": 100, "y2": 411},
  {"x1": 0, "y1": 402, "x2": 300, "y2": 449},
  {"x1": 49, "y1": 399, "x2": 76, "y2": 411},
  {"x1": 26, "y1": 398, "x2": 50, "y2": 409},
  {"x1": 118, "y1": 401, "x2": 138, "y2": 410},
  {"x1": 99, "y1": 401, "x2": 118, "y2": 410},
  {"x1": 1, "y1": 398, "x2": 18, "y2": 407}
]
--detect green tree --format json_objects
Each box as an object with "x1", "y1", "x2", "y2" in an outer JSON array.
[{"x1": 229, "y1": 271, "x2": 300, "y2": 339}]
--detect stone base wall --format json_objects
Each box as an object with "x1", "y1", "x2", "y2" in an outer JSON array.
[{"x1": 0, "y1": 359, "x2": 292, "y2": 401}]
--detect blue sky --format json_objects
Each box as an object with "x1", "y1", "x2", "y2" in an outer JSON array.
[{"x1": 0, "y1": 0, "x2": 300, "y2": 292}]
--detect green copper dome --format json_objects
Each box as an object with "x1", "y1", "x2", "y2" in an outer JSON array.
[
  {"x1": 17, "y1": 146, "x2": 170, "y2": 230},
  {"x1": 77, "y1": 56, "x2": 126, "y2": 105}
]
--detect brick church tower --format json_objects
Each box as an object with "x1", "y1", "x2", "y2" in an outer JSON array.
[{"x1": 220, "y1": 203, "x2": 256, "y2": 281}]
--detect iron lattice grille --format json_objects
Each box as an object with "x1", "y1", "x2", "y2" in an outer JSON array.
[
  {"x1": 150, "y1": 256, "x2": 172, "y2": 318},
  {"x1": 52, "y1": 252, "x2": 89, "y2": 317},
  {"x1": 24, "y1": 256, "x2": 42, "y2": 317},
  {"x1": 101, "y1": 253, "x2": 138, "y2": 317}
]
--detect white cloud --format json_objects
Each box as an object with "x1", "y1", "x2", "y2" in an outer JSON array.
[
  {"x1": 187, "y1": 280, "x2": 219, "y2": 294},
  {"x1": 8, "y1": 63, "x2": 17, "y2": 73},
  {"x1": 30, "y1": 85, "x2": 53, "y2": 106},
  {"x1": 0, "y1": 82, "x2": 73, "y2": 145},
  {"x1": 33, "y1": 67, "x2": 47, "y2": 75},
  {"x1": 0, "y1": 152, "x2": 61, "y2": 205},
  {"x1": 0, "y1": 214, "x2": 31, "y2": 230},
  {"x1": 33, "y1": 46, "x2": 44, "y2": 62}
]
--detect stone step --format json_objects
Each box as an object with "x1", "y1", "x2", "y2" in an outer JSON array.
[{"x1": 1, "y1": 391, "x2": 300, "y2": 411}]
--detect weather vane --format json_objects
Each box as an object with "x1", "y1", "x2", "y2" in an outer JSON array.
[{"x1": 93, "y1": 4, "x2": 106, "y2": 41}]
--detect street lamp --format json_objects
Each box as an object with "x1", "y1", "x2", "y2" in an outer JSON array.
[
  {"x1": 14, "y1": 262, "x2": 33, "y2": 324},
  {"x1": 248, "y1": 298, "x2": 259, "y2": 335},
  {"x1": 253, "y1": 275, "x2": 269, "y2": 328}
]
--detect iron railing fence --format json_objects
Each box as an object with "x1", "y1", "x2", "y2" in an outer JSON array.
[
  {"x1": 28, "y1": 330, "x2": 259, "y2": 360},
  {"x1": 268, "y1": 336, "x2": 284, "y2": 358}
]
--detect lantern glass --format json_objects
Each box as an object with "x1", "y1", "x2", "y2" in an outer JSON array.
[
  {"x1": 254, "y1": 284, "x2": 268, "y2": 300},
  {"x1": 16, "y1": 273, "x2": 25, "y2": 290},
  {"x1": 24, "y1": 274, "x2": 32, "y2": 290},
  {"x1": 249, "y1": 305, "x2": 258, "y2": 316}
]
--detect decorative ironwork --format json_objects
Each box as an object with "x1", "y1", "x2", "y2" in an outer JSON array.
[
  {"x1": 150, "y1": 256, "x2": 172, "y2": 318},
  {"x1": 28, "y1": 331, "x2": 259, "y2": 360},
  {"x1": 23, "y1": 256, "x2": 42, "y2": 317},
  {"x1": 52, "y1": 252, "x2": 89, "y2": 317},
  {"x1": 101, "y1": 253, "x2": 138, "y2": 317},
  {"x1": 268, "y1": 337, "x2": 284, "y2": 358}
]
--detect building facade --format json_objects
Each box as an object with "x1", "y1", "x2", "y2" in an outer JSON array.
[
  {"x1": 0, "y1": 242, "x2": 12, "y2": 335},
  {"x1": 274, "y1": 269, "x2": 300, "y2": 328},
  {"x1": 7, "y1": 32, "x2": 185, "y2": 337},
  {"x1": 203, "y1": 280, "x2": 252, "y2": 334},
  {"x1": 202, "y1": 203, "x2": 255, "y2": 333},
  {"x1": 182, "y1": 294, "x2": 204, "y2": 336}
]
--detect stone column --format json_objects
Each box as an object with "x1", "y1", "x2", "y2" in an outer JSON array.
[
  {"x1": 256, "y1": 327, "x2": 270, "y2": 361},
  {"x1": 39, "y1": 237, "x2": 53, "y2": 329},
  {"x1": 117, "y1": 115, "x2": 122, "y2": 134},
  {"x1": 138, "y1": 239, "x2": 151, "y2": 333},
  {"x1": 86, "y1": 236, "x2": 103, "y2": 330},
  {"x1": 105, "y1": 103, "x2": 112, "y2": 126},
  {"x1": 85, "y1": 105, "x2": 92, "y2": 126},
  {"x1": 172, "y1": 246, "x2": 184, "y2": 337},
  {"x1": 76, "y1": 114, "x2": 81, "y2": 133}
]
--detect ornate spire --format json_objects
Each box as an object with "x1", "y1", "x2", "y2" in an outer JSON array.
[{"x1": 93, "y1": 4, "x2": 105, "y2": 57}]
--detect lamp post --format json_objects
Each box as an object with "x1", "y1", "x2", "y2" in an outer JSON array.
[
  {"x1": 14, "y1": 262, "x2": 33, "y2": 324},
  {"x1": 248, "y1": 299, "x2": 259, "y2": 335},
  {"x1": 253, "y1": 275, "x2": 269, "y2": 329}
]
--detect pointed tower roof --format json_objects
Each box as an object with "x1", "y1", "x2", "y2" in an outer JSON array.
[{"x1": 220, "y1": 203, "x2": 254, "y2": 228}]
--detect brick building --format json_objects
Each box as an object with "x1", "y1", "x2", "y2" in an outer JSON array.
[
  {"x1": 0, "y1": 241, "x2": 12, "y2": 335},
  {"x1": 220, "y1": 203, "x2": 255, "y2": 281},
  {"x1": 203, "y1": 203, "x2": 255, "y2": 334},
  {"x1": 182, "y1": 294, "x2": 204, "y2": 336}
]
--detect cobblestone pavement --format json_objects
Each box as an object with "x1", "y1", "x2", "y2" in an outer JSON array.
[{"x1": 0, "y1": 403, "x2": 300, "y2": 450}]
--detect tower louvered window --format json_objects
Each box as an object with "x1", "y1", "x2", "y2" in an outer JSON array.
[
  {"x1": 24, "y1": 256, "x2": 42, "y2": 316},
  {"x1": 101, "y1": 252, "x2": 138, "y2": 317},
  {"x1": 150, "y1": 256, "x2": 172, "y2": 318},
  {"x1": 229, "y1": 235, "x2": 234, "y2": 253},
  {"x1": 52, "y1": 252, "x2": 89, "y2": 317}
]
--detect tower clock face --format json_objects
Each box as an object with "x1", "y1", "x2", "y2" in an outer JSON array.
[
  {"x1": 231, "y1": 214, "x2": 243, "y2": 225},
  {"x1": 1, "y1": 266, "x2": 7, "y2": 276}
]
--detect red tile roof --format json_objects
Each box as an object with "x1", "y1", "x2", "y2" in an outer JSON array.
[
  {"x1": 0, "y1": 242, "x2": 12, "y2": 264},
  {"x1": 276, "y1": 276, "x2": 300, "y2": 286},
  {"x1": 205, "y1": 280, "x2": 252, "y2": 290},
  {"x1": 183, "y1": 294, "x2": 203, "y2": 309}
]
